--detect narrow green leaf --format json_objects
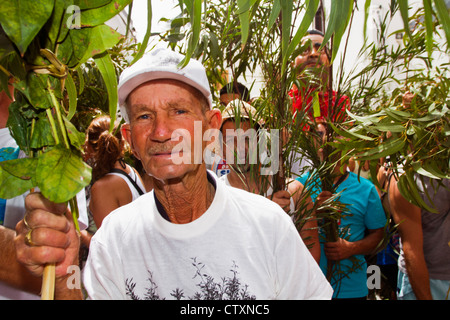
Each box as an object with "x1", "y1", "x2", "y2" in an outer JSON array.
[
  {"x1": 180, "y1": 0, "x2": 202, "y2": 67},
  {"x1": 330, "y1": 0, "x2": 354, "y2": 62},
  {"x1": 237, "y1": 0, "x2": 251, "y2": 49},
  {"x1": 268, "y1": 0, "x2": 281, "y2": 30},
  {"x1": 65, "y1": 72, "x2": 77, "y2": 120},
  {"x1": 0, "y1": 0, "x2": 54, "y2": 54},
  {"x1": 404, "y1": 169, "x2": 438, "y2": 213},
  {"x1": 423, "y1": 0, "x2": 434, "y2": 57},
  {"x1": 131, "y1": 0, "x2": 152, "y2": 65},
  {"x1": 280, "y1": 0, "x2": 293, "y2": 65},
  {"x1": 433, "y1": 0, "x2": 450, "y2": 48},
  {"x1": 282, "y1": 0, "x2": 320, "y2": 74},
  {"x1": 94, "y1": 52, "x2": 118, "y2": 131},
  {"x1": 363, "y1": 0, "x2": 372, "y2": 41},
  {"x1": 330, "y1": 123, "x2": 375, "y2": 141},
  {"x1": 358, "y1": 137, "x2": 405, "y2": 161},
  {"x1": 398, "y1": 0, "x2": 414, "y2": 42}
]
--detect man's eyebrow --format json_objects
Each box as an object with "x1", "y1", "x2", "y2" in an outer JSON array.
[{"x1": 167, "y1": 98, "x2": 195, "y2": 109}]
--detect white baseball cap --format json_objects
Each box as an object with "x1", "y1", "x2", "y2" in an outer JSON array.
[{"x1": 118, "y1": 48, "x2": 212, "y2": 122}]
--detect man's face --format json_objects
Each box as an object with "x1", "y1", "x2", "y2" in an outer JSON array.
[
  {"x1": 122, "y1": 79, "x2": 220, "y2": 182},
  {"x1": 220, "y1": 93, "x2": 241, "y2": 107},
  {"x1": 294, "y1": 34, "x2": 330, "y2": 71},
  {"x1": 221, "y1": 119, "x2": 253, "y2": 173}
]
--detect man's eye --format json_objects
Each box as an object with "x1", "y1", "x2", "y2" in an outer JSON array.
[
  {"x1": 175, "y1": 109, "x2": 187, "y2": 115},
  {"x1": 138, "y1": 114, "x2": 150, "y2": 120}
]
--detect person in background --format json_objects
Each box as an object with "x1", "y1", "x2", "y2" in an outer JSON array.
[
  {"x1": 297, "y1": 123, "x2": 386, "y2": 299},
  {"x1": 289, "y1": 30, "x2": 350, "y2": 124},
  {"x1": 219, "y1": 81, "x2": 250, "y2": 106},
  {"x1": 219, "y1": 99, "x2": 321, "y2": 263},
  {"x1": 83, "y1": 115, "x2": 147, "y2": 230},
  {"x1": 383, "y1": 171, "x2": 450, "y2": 300}
]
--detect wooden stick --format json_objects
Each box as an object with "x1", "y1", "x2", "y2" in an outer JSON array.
[{"x1": 41, "y1": 263, "x2": 55, "y2": 300}]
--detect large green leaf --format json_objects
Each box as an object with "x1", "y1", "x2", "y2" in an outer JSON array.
[
  {"x1": 80, "y1": 0, "x2": 132, "y2": 27},
  {"x1": 75, "y1": 0, "x2": 111, "y2": 10},
  {"x1": 94, "y1": 52, "x2": 118, "y2": 130},
  {"x1": 30, "y1": 115, "x2": 56, "y2": 149},
  {"x1": 6, "y1": 100, "x2": 29, "y2": 151},
  {"x1": 78, "y1": 24, "x2": 123, "y2": 66},
  {"x1": 63, "y1": 117, "x2": 85, "y2": 151},
  {"x1": 36, "y1": 146, "x2": 91, "y2": 203},
  {"x1": 45, "y1": 0, "x2": 74, "y2": 51},
  {"x1": 57, "y1": 27, "x2": 91, "y2": 68},
  {"x1": 13, "y1": 73, "x2": 52, "y2": 109},
  {"x1": 0, "y1": 158, "x2": 36, "y2": 199},
  {"x1": 0, "y1": 0, "x2": 54, "y2": 54}
]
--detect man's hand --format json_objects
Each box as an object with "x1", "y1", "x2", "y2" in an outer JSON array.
[
  {"x1": 269, "y1": 190, "x2": 291, "y2": 213},
  {"x1": 324, "y1": 238, "x2": 354, "y2": 261},
  {"x1": 14, "y1": 192, "x2": 80, "y2": 279}
]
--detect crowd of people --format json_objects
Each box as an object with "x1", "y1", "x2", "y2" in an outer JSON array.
[{"x1": 0, "y1": 31, "x2": 449, "y2": 300}]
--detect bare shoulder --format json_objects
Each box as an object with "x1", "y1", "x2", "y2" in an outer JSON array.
[{"x1": 90, "y1": 174, "x2": 132, "y2": 203}]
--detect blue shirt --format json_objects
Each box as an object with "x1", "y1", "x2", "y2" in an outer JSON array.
[
  {"x1": 0, "y1": 146, "x2": 20, "y2": 225},
  {"x1": 297, "y1": 171, "x2": 387, "y2": 298}
]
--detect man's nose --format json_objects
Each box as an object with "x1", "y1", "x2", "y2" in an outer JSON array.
[
  {"x1": 309, "y1": 47, "x2": 320, "y2": 58},
  {"x1": 150, "y1": 116, "x2": 171, "y2": 142}
]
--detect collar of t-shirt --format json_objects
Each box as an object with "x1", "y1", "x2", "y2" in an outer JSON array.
[{"x1": 153, "y1": 171, "x2": 217, "y2": 222}]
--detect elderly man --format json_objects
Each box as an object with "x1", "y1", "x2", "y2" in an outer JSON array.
[{"x1": 15, "y1": 48, "x2": 332, "y2": 300}]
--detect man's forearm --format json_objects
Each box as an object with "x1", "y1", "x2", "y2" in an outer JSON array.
[
  {"x1": 0, "y1": 225, "x2": 41, "y2": 294},
  {"x1": 55, "y1": 275, "x2": 84, "y2": 300},
  {"x1": 403, "y1": 244, "x2": 433, "y2": 299}
]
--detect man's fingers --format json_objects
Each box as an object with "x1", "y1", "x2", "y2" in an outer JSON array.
[
  {"x1": 24, "y1": 209, "x2": 70, "y2": 232},
  {"x1": 24, "y1": 228, "x2": 71, "y2": 249},
  {"x1": 25, "y1": 192, "x2": 68, "y2": 216}
]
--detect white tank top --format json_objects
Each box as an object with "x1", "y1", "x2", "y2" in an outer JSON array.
[{"x1": 107, "y1": 164, "x2": 146, "y2": 201}]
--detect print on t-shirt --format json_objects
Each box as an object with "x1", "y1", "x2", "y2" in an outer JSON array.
[{"x1": 125, "y1": 258, "x2": 256, "y2": 300}]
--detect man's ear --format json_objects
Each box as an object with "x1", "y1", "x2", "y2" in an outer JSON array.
[
  {"x1": 206, "y1": 109, "x2": 222, "y2": 130},
  {"x1": 121, "y1": 124, "x2": 141, "y2": 160}
]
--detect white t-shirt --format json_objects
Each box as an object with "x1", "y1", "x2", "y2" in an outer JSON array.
[
  {"x1": 0, "y1": 127, "x2": 89, "y2": 300},
  {"x1": 220, "y1": 174, "x2": 296, "y2": 214},
  {"x1": 83, "y1": 171, "x2": 332, "y2": 300}
]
